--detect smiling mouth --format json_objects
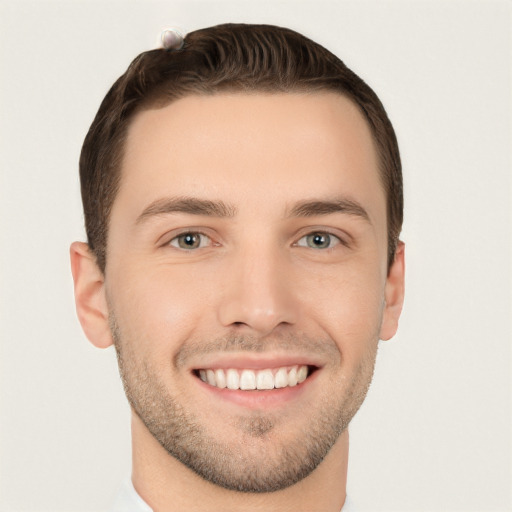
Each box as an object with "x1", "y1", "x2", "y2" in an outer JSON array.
[{"x1": 195, "y1": 365, "x2": 316, "y2": 391}]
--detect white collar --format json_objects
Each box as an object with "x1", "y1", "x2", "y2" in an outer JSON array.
[{"x1": 111, "y1": 478, "x2": 152, "y2": 512}]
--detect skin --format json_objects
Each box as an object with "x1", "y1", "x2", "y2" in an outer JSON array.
[{"x1": 71, "y1": 92, "x2": 405, "y2": 512}]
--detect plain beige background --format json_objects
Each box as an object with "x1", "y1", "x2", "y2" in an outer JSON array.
[{"x1": 0, "y1": 1, "x2": 510, "y2": 510}]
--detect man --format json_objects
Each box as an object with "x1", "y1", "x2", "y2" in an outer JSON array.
[{"x1": 70, "y1": 23, "x2": 405, "y2": 512}]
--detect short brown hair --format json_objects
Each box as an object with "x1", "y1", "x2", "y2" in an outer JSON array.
[{"x1": 79, "y1": 23, "x2": 402, "y2": 273}]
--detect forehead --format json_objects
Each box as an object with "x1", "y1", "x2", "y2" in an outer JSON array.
[{"x1": 116, "y1": 92, "x2": 384, "y2": 223}]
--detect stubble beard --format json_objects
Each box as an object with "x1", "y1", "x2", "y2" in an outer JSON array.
[{"x1": 110, "y1": 313, "x2": 378, "y2": 493}]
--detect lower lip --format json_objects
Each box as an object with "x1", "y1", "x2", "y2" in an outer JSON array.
[{"x1": 194, "y1": 370, "x2": 319, "y2": 410}]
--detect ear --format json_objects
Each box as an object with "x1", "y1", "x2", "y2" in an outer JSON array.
[
  {"x1": 70, "y1": 242, "x2": 113, "y2": 348},
  {"x1": 380, "y1": 241, "x2": 405, "y2": 341}
]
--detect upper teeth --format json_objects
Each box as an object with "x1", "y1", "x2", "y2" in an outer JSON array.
[{"x1": 198, "y1": 365, "x2": 309, "y2": 390}]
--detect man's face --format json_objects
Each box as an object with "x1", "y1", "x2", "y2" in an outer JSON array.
[{"x1": 104, "y1": 92, "x2": 399, "y2": 492}]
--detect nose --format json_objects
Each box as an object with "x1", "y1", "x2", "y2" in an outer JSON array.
[{"x1": 217, "y1": 244, "x2": 298, "y2": 337}]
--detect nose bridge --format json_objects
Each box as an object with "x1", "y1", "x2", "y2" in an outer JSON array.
[{"x1": 218, "y1": 238, "x2": 297, "y2": 335}]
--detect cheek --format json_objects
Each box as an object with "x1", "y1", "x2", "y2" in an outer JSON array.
[
  {"x1": 317, "y1": 284, "x2": 383, "y2": 335},
  {"x1": 106, "y1": 263, "x2": 212, "y2": 356},
  {"x1": 300, "y1": 264, "x2": 385, "y2": 355}
]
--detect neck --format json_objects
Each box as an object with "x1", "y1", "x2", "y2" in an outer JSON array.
[{"x1": 130, "y1": 412, "x2": 349, "y2": 512}]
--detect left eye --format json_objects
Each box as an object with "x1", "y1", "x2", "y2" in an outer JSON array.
[
  {"x1": 296, "y1": 232, "x2": 341, "y2": 249},
  {"x1": 169, "y1": 232, "x2": 211, "y2": 250}
]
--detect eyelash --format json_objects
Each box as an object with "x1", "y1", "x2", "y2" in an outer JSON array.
[{"x1": 166, "y1": 230, "x2": 347, "y2": 251}]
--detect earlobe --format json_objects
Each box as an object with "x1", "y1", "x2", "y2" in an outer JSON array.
[
  {"x1": 380, "y1": 241, "x2": 405, "y2": 341},
  {"x1": 70, "y1": 242, "x2": 113, "y2": 349}
]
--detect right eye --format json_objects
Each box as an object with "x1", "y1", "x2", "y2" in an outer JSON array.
[{"x1": 169, "y1": 232, "x2": 212, "y2": 250}]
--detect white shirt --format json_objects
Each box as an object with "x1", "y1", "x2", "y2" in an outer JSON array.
[
  {"x1": 111, "y1": 479, "x2": 357, "y2": 511},
  {"x1": 111, "y1": 479, "x2": 152, "y2": 512}
]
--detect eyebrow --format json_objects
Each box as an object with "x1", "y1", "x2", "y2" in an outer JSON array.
[
  {"x1": 287, "y1": 198, "x2": 371, "y2": 222},
  {"x1": 136, "y1": 195, "x2": 370, "y2": 225},
  {"x1": 136, "y1": 196, "x2": 237, "y2": 224}
]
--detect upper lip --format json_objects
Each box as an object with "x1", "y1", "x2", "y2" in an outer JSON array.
[{"x1": 188, "y1": 353, "x2": 325, "y2": 371}]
